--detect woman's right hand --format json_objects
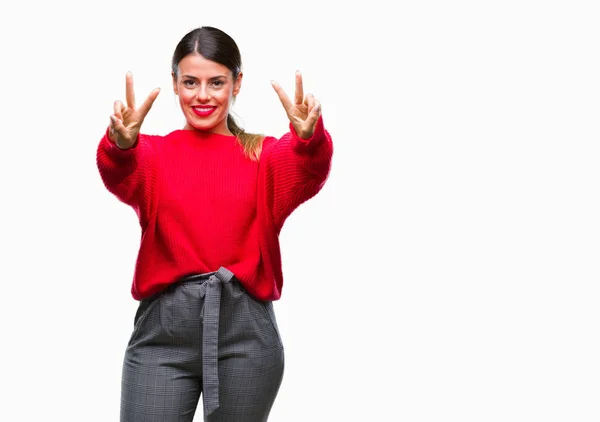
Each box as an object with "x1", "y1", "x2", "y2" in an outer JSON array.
[{"x1": 109, "y1": 72, "x2": 161, "y2": 149}]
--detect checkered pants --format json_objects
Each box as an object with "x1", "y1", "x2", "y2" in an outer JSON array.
[{"x1": 120, "y1": 267, "x2": 285, "y2": 422}]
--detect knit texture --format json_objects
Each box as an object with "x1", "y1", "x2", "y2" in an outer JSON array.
[{"x1": 97, "y1": 116, "x2": 333, "y2": 301}]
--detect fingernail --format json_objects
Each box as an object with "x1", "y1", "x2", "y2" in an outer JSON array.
[{"x1": 270, "y1": 80, "x2": 276, "y2": 86}]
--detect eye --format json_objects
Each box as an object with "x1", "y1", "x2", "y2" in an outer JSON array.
[
  {"x1": 183, "y1": 79, "x2": 197, "y2": 88},
  {"x1": 211, "y1": 80, "x2": 224, "y2": 87}
]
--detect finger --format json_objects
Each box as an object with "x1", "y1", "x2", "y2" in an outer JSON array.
[
  {"x1": 113, "y1": 100, "x2": 125, "y2": 120},
  {"x1": 294, "y1": 70, "x2": 304, "y2": 105},
  {"x1": 304, "y1": 99, "x2": 321, "y2": 129},
  {"x1": 305, "y1": 93, "x2": 315, "y2": 111},
  {"x1": 138, "y1": 88, "x2": 161, "y2": 120},
  {"x1": 270, "y1": 80, "x2": 293, "y2": 112},
  {"x1": 108, "y1": 117, "x2": 116, "y2": 139},
  {"x1": 109, "y1": 115, "x2": 125, "y2": 140},
  {"x1": 126, "y1": 71, "x2": 135, "y2": 108}
]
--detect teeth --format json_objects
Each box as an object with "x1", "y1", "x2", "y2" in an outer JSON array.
[{"x1": 195, "y1": 107, "x2": 213, "y2": 112}]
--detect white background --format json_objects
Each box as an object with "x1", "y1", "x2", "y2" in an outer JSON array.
[{"x1": 1, "y1": 1, "x2": 599, "y2": 421}]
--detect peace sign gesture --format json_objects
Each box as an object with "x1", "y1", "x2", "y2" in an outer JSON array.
[
  {"x1": 271, "y1": 71, "x2": 322, "y2": 140},
  {"x1": 109, "y1": 72, "x2": 161, "y2": 149}
]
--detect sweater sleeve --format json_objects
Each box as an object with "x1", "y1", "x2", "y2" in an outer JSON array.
[
  {"x1": 96, "y1": 128, "x2": 159, "y2": 227},
  {"x1": 260, "y1": 115, "x2": 333, "y2": 232}
]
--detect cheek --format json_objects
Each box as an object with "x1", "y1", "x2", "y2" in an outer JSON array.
[
  {"x1": 179, "y1": 91, "x2": 194, "y2": 106},
  {"x1": 215, "y1": 88, "x2": 234, "y2": 103}
]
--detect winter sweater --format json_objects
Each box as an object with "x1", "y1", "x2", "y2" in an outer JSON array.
[{"x1": 96, "y1": 116, "x2": 333, "y2": 301}]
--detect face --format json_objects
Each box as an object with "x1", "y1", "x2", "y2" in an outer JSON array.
[{"x1": 172, "y1": 53, "x2": 242, "y2": 135}]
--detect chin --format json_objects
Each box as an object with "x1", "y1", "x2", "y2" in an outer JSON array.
[
  {"x1": 186, "y1": 117, "x2": 216, "y2": 132},
  {"x1": 191, "y1": 123, "x2": 212, "y2": 131}
]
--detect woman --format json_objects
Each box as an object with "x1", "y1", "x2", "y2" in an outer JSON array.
[{"x1": 96, "y1": 26, "x2": 333, "y2": 421}]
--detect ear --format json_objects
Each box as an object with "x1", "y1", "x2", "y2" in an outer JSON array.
[
  {"x1": 233, "y1": 71, "x2": 243, "y2": 96},
  {"x1": 172, "y1": 71, "x2": 178, "y2": 95}
]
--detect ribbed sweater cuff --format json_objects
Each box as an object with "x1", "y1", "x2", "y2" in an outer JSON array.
[{"x1": 102, "y1": 127, "x2": 140, "y2": 157}]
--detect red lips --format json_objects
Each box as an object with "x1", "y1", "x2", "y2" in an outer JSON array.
[{"x1": 192, "y1": 106, "x2": 217, "y2": 117}]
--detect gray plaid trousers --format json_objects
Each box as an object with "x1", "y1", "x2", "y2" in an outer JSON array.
[{"x1": 120, "y1": 267, "x2": 285, "y2": 422}]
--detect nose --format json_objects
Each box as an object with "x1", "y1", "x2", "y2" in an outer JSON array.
[{"x1": 196, "y1": 85, "x2": 211, "y2": 102}]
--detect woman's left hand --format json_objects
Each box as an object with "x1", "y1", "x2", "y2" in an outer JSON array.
[{"x1": 271, "y1": 71, "x2": 321, "y2": 140}]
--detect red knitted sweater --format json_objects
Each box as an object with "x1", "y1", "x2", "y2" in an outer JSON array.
[{"x1": 96, "y1": 116, "x2": 333, "y2": 301}]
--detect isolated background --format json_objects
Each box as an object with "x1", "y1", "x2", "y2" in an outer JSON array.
[{"x1": 1, "y1": 0, "x2": 599, "y2": 421}]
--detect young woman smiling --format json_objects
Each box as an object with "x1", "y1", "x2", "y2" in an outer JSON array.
[{"x1": 96, "y1": 26, "x2": 333, "y2": 422}]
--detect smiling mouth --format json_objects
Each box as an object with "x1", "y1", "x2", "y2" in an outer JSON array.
[{"x1": 192, "y1": 106, "x2": 216, "y2": 117}]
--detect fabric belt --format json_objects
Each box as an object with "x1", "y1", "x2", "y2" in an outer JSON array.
[{"x1": 181, "y1": 266, "x2": 235, "y2": 416}]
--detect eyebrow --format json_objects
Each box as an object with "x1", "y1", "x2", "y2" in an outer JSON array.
[{"x1": 181, "y1": 74, "x2": 227, "y2": 81}]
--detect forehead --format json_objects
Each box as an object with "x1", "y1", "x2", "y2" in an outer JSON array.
[{"x1": 177, "y1": 53, "x2": 232, "y2": 78}]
